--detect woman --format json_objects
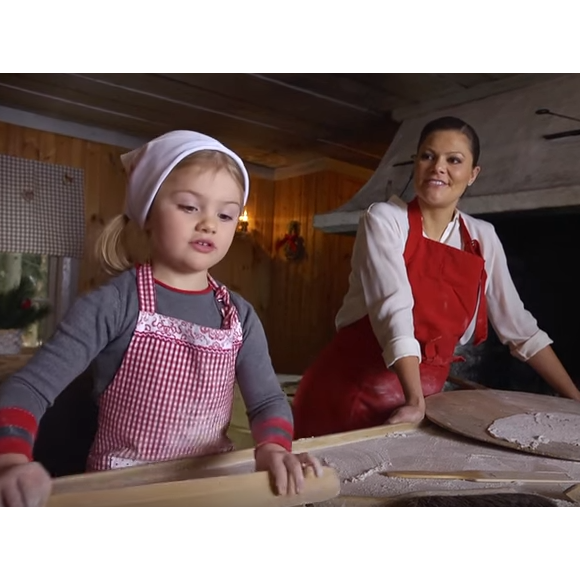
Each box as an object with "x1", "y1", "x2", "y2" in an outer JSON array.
[{"x1": 292, "y1": 116, "x2": 580, "y2": 438}]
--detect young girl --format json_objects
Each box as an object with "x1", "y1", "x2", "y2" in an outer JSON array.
[{"x1": 0, "y1": 130, "x2": 322, "y2": 507}]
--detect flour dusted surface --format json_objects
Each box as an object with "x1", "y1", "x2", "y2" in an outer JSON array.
[
  {"x1": 487, "y1": 412, "x2": 580, "y2": 450},
  {"x1": 312, "y1": 424, "x2": 580, "y2": 501}
]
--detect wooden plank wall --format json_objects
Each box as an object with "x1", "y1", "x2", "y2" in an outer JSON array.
[
  {"x1": 209, "y1": 177, "x2": 275, "y2": 332},
  {"x1": 267, "y1": 172, "x2": 361, "y2": 373},
  {"x1": 0, "y1": 121, "x2": 368, "y2": 373}
]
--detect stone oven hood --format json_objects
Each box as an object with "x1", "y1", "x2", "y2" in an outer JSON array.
[{"x1": 314, "y1": 74, "x2": 580, "y2": 234}]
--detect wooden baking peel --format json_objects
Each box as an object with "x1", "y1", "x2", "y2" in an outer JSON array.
[{"x1": 425, "y1": 389, "x2": 580, "y2": 462}]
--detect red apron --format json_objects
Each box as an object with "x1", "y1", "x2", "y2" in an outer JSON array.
[
  {"x1": 86, "y1": 263, "x2": 243, "y2": 471},
  {"x1": 292, "y1": 198, "x2": 488, "y2": 438}
]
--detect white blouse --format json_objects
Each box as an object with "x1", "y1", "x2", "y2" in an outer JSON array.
[{"x1": 335, "y1": 196, "x2": 552, "y2": 369}]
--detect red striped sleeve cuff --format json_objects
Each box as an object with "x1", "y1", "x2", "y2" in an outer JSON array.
[
  {"x1": 0, "y1": 407, "x2": 38, "y2": 461},
  {"x1": 251, "y1": 417, "x2": 293, "y2": 452}
]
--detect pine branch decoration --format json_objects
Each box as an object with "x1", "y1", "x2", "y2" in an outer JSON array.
[{"x1": 0, "y1": 276, "x2": 50, "y2": 330}]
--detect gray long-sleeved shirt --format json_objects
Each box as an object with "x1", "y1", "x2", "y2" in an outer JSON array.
[{"x1": 0, "y1": 268, "x2": 293, "y2": 457}]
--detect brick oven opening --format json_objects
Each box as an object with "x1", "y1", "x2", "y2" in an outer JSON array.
[{"x1": 450, "y1": 205, "x2": 580, "y2": 396}]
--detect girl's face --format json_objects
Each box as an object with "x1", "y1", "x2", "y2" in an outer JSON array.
[
  {"x1": 147, "y1": 164, "x2": 243, "y2": 277},
  {"x1": 413, "y1": 130, "x2": 480, "y2": 210}
]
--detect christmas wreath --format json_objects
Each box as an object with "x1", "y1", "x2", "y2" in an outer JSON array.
[
  {"x1": 0, "y1": 276, "x2": 50, "y2": 330},
  {"x1": 275, "y1": 221, "x2": 305, "y2": 261}
]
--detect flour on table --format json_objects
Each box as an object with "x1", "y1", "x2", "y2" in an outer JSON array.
[
  {"x1": 487, "y1": 412, "x2": 580, "y2": 450},
  {"x1": 308, "y1": 424, "x2": 580, "y2": 503}
]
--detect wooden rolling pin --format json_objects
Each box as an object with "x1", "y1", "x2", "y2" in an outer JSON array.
[
  {"x1": 47, "y1": 466, "x2": 341, "y2": 507},
  {"x1": 52, "y1": 422, "x2": 419, "y2": 497}
]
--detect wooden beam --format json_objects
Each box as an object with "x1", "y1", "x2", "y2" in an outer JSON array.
[
  {"x1": 436, "y1": 73, "x2": 512, "y2": 89},
  {"x1": 259, "y1": 73, "x2": 405, "y2": 114},
  {"x1": 0, "y1": 104, "x2": 145, "y2": 150},
  {"x1": 0, "y1": 74, "x2": 387, "y2": 168},
  {"x1": 158, "y1": 73, "x2": 381, "y2": 127},
  {"x1": 0, "y1": 76, "x2": 312, "y2": 156},
  {"x1": 248, "y1": 73, "x2": 383, "y2": 115},
  {"x1": 391, "y1": 73, "x2": 568, "y2": 122},
  {"x1": 367, "y1": 73, "x2": 462, "y2": 104},
  {"x1": 71, "y1": 73, "x2": 346, "y2": 140},
  {"x1": 0, "y1": 104, "x2": 376, "y2": 183},
  {"x1": 0, "y1": 103, "x2": 278, "y2": 178},
  {"x1": 153, "y1": 73, "x2": 391, "y2": 166}
]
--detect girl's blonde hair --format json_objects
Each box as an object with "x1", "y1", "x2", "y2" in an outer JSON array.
[{"x1": 96, "y1": 150, "x2": 246, "y2": 276}]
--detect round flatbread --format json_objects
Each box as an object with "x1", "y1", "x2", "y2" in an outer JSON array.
[{"x1": 487, "y1": 412, "x2": 580, "y2": 450}]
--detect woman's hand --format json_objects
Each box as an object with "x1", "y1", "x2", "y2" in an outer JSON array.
[
  {"x1": 386, "y1": 403, "x2": 425, "y2": 425},
  {"x1": 388, "y1": 356, "x2": 426, "y2": 425},
  {"x1": 254, "y1": 443, "x2": 323, "y2": 495}
]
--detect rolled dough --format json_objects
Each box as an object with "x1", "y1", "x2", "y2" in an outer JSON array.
[{"x1": 487, "y1": 412, "x2": 580, "y2": 450}]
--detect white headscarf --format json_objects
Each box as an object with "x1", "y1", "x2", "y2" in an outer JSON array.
[{"x1": 120, "y1": 130, "x2": 250, "y2": 228}]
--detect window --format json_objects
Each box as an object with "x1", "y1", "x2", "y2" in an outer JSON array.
[{"x1": 0, "y1": 253, "x2": 79, "y2": 347}]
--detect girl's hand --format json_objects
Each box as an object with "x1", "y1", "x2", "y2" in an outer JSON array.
[
  {"x1": 254, "y1": 443, "x2": 323, "y2": 495},
  {"x1": 0, "y1": 461, "x2": 53, "y2": 507}
]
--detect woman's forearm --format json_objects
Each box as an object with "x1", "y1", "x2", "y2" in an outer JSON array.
[
  {"x1": 526, "y1": 345, "x2": 580, "y2": 401},
  {"x1": 392, "y1": 356, "x2": 425, "y2": 408}
]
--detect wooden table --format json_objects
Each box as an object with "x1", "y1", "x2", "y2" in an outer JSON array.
[{"x1": 46, "y1": 421, "x2": 580, "y2": 506}]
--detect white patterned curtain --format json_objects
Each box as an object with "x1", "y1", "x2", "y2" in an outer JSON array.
[{"x1": 0, "y1": 154, "x2": 85, "y2": 258}]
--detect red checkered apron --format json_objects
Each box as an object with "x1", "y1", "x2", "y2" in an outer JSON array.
[{"x1": 86, "y1": 263, "x2": 243, "y2": 471}]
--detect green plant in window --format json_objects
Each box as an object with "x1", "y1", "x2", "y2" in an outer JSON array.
[{"x1": 0, "y1": 275, "x2": 50, "y2": 330}]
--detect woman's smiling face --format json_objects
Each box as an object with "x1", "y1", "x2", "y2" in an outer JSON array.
[{"x1": 413, "y1": 129, "x2": 480, "y2": 210}]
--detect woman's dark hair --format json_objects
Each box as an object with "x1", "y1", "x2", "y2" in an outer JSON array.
[{"x1": 417, "y1": 116, "x2": 481, "y2": 166}]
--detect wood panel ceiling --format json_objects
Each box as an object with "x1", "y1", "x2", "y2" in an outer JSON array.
[{"x1": 0, "y1": 73, "x2": 528, "y2": 170}]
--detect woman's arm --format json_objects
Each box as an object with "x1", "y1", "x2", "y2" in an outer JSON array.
[
  {"x1": 355, "y1": 203, "x2": 425, "y2": 415},
  {"x1": 526, "y1": 346, "x2": 580, "y2": 401},
  {"x1": 387, "y1": 356, "x2": 426, "y2": 424},
  {"x1": 357, "y1": 203, "x2": 423, "y2": 367}
]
